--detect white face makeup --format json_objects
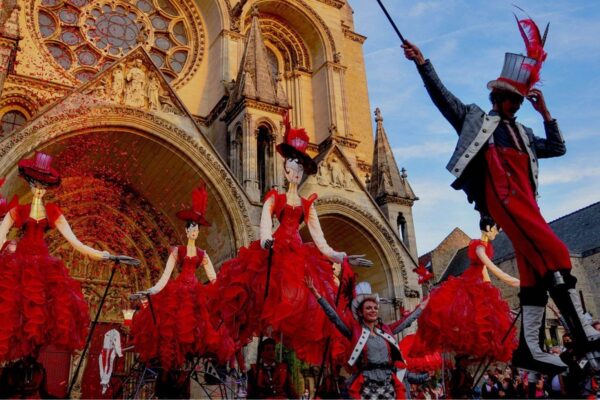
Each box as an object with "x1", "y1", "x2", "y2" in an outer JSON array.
[
  {"x1": 29, "y1": 183, "x2": 47, "y2": 198},
  {"x1": 186, "y1": 224, "x2": 199, "y2": 240},
  {"x1": 284, "y1": 158, "x2": 304, "y2": 184}
]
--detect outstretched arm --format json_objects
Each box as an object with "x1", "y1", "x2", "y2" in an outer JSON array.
[
  {"x1": 307, "y1": 204, "x2": 346, "y2": 263},
  {"x1": 260, "y1": 196, "x2": 275, "y2": 249},
  {"x1": 202, "y1": 253, "x2": 217, "y2": 283},
  {"x1": 0, "y1": 212, "x2": 14, "y2": 249},
  {"x1": 476, "y1": 245, "x2": 520, "y2": 287},
  {"x1": 402, "y1": 40, "x2": 468, "y2": 133},
  {"x1": 142, "y1": 251, "x2": 177, "y2": 295},
  {"x1": 390, "y1": 298, "x2": 429, "y2": 334},
  {"x1": 55, "y1": 215, "x2": 109, "y2": 261},
  {"x1": 306, "y1": 276, "x2": 351, "y2": 338}
]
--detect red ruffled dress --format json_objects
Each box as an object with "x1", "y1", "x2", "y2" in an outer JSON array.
[
  {"x1": 212, "y1": 190, "x2": 337, "y2": 364},
  {"x1": 132, "y1": 246, "x2": 234, "y2": 371},
  {"x1": 0, "y1": 204, "x2": 89, "y2": 362},
  {"x1": 410, "y1": 240, "x2": 517, "y2": 362}
]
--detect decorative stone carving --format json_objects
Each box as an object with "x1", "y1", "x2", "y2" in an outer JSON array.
[
  {"x1": 111, "y1": 65, "x2": 125, "y2": 103},
  {"x1": 316, "y1": 154, "x2": 354, "y2": 191},
  {"x1": 147, "y1": 74, "x2": 160, "y2": 110},
  {"x1": 124, "y1": 59, "x2": 147, "y2": 108}
]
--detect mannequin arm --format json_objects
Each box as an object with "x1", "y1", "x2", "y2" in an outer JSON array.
[
  {"x1": 259, "y1": 196, "x2": 275, "y2": 248},
  {"x1": 0, "y1": 212, "x2": 14, "y2": 248},
  {"x1": 55, "y1": 216, "x2": 109, "y2": 261},
  {"x1": 307, "y1": 204, "x2": 346, "y2": 263},
  {"x1": 476, "y1": 245, "x2": 520, "y2": 287},
  {"x1": 145, "y1": 251, "x2": 177, "y2": 295},
  {"x1": 202, "y1": 253, "x2": 217, "y2": 283}
]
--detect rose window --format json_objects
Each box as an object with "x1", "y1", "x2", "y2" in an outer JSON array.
[{"x1": 35, "y1": 0, "x2": 203, "y2": 85}]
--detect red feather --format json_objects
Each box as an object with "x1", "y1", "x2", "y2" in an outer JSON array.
[
  {"x1": 191, "y1": 181, "x2": 208, "y2": 215},
  {"x1": 514, "y1": 15, "x2": 547, "y2": 62}
]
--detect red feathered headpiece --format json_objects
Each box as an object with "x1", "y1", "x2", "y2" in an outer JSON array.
[
  {"x1": 487, "y1": 10, "x2": 549, "y2": 96},
  {"x1": 176, "y1": 181, "x2": 211, "y2": 226},
  {"x1": 413, "y1": 263, "x2": 434, "y2": 285},
  {"x1": 276, "y1": 110, "x2": 317, "y2": 175}
]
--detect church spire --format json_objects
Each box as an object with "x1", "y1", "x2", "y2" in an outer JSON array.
[
  {"x1": 224, "y1": 5, "x2": 288, "y2": 116},
  {"x1": 369, "y1": 107, "x2": 417, "y2": 203}
]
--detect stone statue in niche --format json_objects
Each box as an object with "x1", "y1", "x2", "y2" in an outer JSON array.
[
  {"x1": 111, "y1": 64, "x2": 125, "y2": 103},
  {"x1": 329, "y1": 157, "x2": 346, "y2": 188},
  {"x1": 316, "y1": 160, "x2": 330, "y2": 186},
  {"x1": 147, "y1": 74, "x2": 161, "y2": 110},
  {"x1": 0, "y1": 0, "x2": 18, "y2": 33},
  {"x1": 125, "y1": 59, "x2": 147, "y2": 108}
]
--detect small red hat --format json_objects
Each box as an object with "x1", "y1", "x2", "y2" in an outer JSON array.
[
  {"x1": 18, "y1": 152, "x2": 61, "y2": 187},
  {"x1": 176, "y1": 182, "x2": 211, "y2": 226},
  {"x1": 276, "y1": 111, "x2": 317, "y2": 175}
]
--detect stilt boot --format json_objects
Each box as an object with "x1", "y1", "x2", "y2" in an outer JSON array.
[
  {"x1": 547, "y1": 271, "x2": 600, "y2": 354},
  {"x1": 512, "y1": 287, "x2": 568, "y2": 375}
]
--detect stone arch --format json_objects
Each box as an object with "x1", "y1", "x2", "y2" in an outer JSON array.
[
  {"x1": 300, "y1": 196, "x2": 410, "y2": 319},
  {"x1": 243, "y1": 0, "x2": 336, "y2": 66},
  {"x1": 0, "y1": 107, "x2": 254, "y2": 255}
]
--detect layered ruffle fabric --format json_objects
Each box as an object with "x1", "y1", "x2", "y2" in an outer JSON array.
[
  {"x1": 410, "y1": 240, "x2": 517, "y2": 362},
  {"x1": 212, "y1": 191, "x2": 338, "y2": 364},
  {"x1": 0, "y1": 204, "x2": 89, "y2": 363},
  {"x1": 400, "y1": 334, "x2": 443, "y2": 372},
  {"x1": 132, "y1": 246, "x2": 234, "y2": 371}
]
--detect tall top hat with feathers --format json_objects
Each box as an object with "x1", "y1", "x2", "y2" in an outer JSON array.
[
  {"x1": 276, "y1": 110, "x2": 317, "y2": 175},
  {"x1": 176, "y1": 181, "x2": 211, "y2": 226},
  {"x1": 488, "y1": 11, "x2": 549, "y2": 96}
]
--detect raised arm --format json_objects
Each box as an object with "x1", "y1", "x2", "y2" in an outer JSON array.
[
  {"x1": 142, "y1": 250, "x2": 177, "y2": 295},
  {"x1": 475, "y1": 245, "x2": 520, "y2": 287},
  {"x1": 403, "y1": 40, "x2": 469, "y2": 133},
  {"x1": 0, "y1": 212, "x2": 14, "y2": 249},
  {"x1": 201, "y1": 253, "x2": 217, "y2": 283},
  {"x1": 390, "y1": 298, "x2": 429, "y2": 335},
  {"x1": 259, "y1": 196, "x2": 275, "y2": 249},
  {"x1": 55, "y1": 215, "x2": 109, "y2": 261},
  {"x1": 306, "y1": 204, "x2": 346, "y2": 263},
  {"x1": 306, "y1": 276, "x2": 351, "y2": 338}
]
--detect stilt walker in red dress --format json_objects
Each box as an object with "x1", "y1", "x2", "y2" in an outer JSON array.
[
  {"x1": 131, "y1": 183, "x2": 235, "y2": 373},
  {"x1": 212, "y1": 111, "x2": 371, "y2": 364},
  {"x1": 402, "y1": 14, "x2": 600, "y2": 374},
  {"x1": 0, "y1": 152, "x2": 135, "y2": 392}
]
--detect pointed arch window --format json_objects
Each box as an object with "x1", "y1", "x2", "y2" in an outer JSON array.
[
  {"x1": 397, "y1": 212, "x2": 409, "y2": 248},
  {"x1": 1, "y1": 110, "x2": 27, "y2": 136},
  {"x1": 229, "y1": 126, "x2": 244, "y2": 181},
  {"x1": 257, "y1": 125, "x2": 274, "y2": 196}
]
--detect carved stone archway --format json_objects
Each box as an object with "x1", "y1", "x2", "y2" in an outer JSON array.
[{"x1": 300, "y1": 196, "x2": 411, "y2": 321}]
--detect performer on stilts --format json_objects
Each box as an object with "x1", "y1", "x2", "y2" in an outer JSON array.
[
  {"x1": 0, "y1": 152, "x2": 131, "y2": 365},
  {"x1": 130, "y1": 182, "x2": 235, "y2": 373},
  {"x1": 401, "y1": 13, "x2": 600, "y2": 374},
  {"x1": 212, "y1": 110, "x2": 371, "y2": 364},
  {"x1": 409, "y1": 216, "x2": 518, "y2": 362}
]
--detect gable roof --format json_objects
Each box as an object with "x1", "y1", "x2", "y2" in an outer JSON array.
[{"x1": 437, "y1": 202, "x2": 600, "y2": 283}]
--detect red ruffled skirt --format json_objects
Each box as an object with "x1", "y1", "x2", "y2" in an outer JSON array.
[
  {"x1": 132, "y1": 279, "x2": 234, "y2": 371},
  {"x1": 212, "y1": 239, "x2": 337, "y2": 364},
  {"x1": 410, "y1": 266, "x2": 517, "y2": 362},
  {"x1": 0, "y1": 246, "x2": 89, "y2": 362}
]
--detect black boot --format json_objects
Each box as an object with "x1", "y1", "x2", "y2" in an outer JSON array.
[
  {"x1": 547, "y1": 270, "x2": 600, "y2": 355},
  {"x1": 512, "y1": 287, "x2": 568, "y2": 375}
]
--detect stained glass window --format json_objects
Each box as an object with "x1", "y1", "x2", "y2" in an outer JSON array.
[
  {"x1": 37, "y1": 0, "x2": 195, "y2": 83},
  {"x1": 1, "y1": 111, "x2": 27, "y2": 136}
]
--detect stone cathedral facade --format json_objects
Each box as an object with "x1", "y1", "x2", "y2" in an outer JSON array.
[{"x1": 0, "y1": 0, "x2": 421, "y2": 385}]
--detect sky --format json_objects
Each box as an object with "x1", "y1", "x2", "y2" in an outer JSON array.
[{"x1": 350, "y1": 0, "x2": 600, "y2": 254}]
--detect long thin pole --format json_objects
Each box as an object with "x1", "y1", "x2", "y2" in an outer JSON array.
[
  {"x1": 472, "y1": 309, "x2": 522, "y2": 390},
  {"x1": 67, "y1": 262, "x2": 120, "y2": 397},
  {"x1": 253, "y1": 246, "x2": 275, "y2": 389},
  {"x1": 314, "y1": 281, "x2": 344, "y2": 397},
  {"x1": 375, "y1": 0, "x2": 407, "y2": 44}
]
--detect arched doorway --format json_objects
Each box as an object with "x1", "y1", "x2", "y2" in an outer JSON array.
[{"x1": 300, "y1": 211, "x2": 405, "y2": 322}]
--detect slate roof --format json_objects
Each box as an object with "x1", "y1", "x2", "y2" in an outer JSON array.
[{"x1": 437, "y1": 201, "x2": 600, "y2": 283}]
